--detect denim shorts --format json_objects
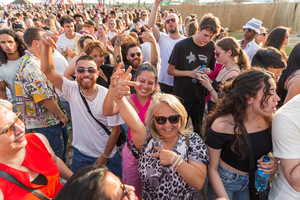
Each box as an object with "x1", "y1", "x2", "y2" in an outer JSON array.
[{"x1": 207, "y1": 164, "x2": 249, "y2": 200}]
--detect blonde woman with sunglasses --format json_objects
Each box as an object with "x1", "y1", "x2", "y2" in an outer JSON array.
[{"x1": 112, "y1": 67, "x2": 208, "y2": 199}]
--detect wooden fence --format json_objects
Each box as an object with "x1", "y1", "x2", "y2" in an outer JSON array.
[{"x1": 162, "y1": 2, "x2": 300, "y2": 33}]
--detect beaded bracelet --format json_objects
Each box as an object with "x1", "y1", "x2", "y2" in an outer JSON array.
[
  {"x1": 172, "y1": 155, "x2": 181, "y2": 168},
  {"x1": 170, "y1": 153, "x2": 177, "y2": 165},
  {"x1": 175, "y1": 159, "x2": 184, "y2": 170}
]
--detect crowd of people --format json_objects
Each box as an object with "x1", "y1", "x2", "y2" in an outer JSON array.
[{"x1": 0, "y1": 0, "x2": 300, "y2": 199}]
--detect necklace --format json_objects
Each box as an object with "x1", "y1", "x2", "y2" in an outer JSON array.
[
  {"x1": 80, "y1": 87, "x2": 98, "y2": 102},
  {"x1": 225, "y1": 62, "x2": 237, "y2": 71}
]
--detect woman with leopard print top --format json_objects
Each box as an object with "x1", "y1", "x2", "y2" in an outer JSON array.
[{"x1": 113, "y1": 67, "x2": 209, "y2": 199}]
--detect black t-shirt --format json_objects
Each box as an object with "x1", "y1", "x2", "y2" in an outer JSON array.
[
  {"x1": 168, "y1": 37, "x2": 216, "y2": 103},
  {"x1": 96, "y1": 64, "x2": 114, "y2": 88}
]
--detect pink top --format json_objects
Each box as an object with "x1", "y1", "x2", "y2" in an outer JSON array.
[{"x1": 128, "y1": 94, "x2": 151, "y2": 141}]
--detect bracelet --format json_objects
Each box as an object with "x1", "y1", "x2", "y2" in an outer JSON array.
[
  {"x1": 175, "y1": 159, "x2": 184, "y2": 170},
  {"x1": 170, "y1": 153, "x2": 177, "y2": 165},
  {"x1": 102, "y1": 154, "x2": 109, "y2": 159},
  {"x1": 172, "y1": 155, "x2": 181, "y2": 168},
  {"x1": 209, "y1": 88, "x2": 215, "y2": 93}
]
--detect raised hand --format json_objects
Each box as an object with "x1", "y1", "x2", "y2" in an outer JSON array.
[
  {"x1": 114, "y1": 27, "x2": 129, "y2": 47},
  {"x1": 114, "y1": 67, "x2": 139, "y2": 100},
  {"x1": 41, "y1": 30, "x2": 58, "y2": 49},
  {"x1": 139, "y1": 26, "x2": 156, "y2": 44},
  {"x1": 110, "y1": 63, "x2": 125, "y2": 88}
]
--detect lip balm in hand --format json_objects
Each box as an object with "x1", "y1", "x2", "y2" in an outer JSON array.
[{"x1": 192, "y1": 65, "x2": 205, "y2": 84}]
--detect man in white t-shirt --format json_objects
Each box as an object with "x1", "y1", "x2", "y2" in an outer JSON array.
[
  {"x1": 140, "y1": 10, "x2": 148, "y2": 25},
  {"x1": 269, "y1": 94, "x2": 300, "y2": 199},
  {"x1": 148, "y1": 0, "x2": 185, "y2": 94},
  {"x1": 41, "y1": 37, "x2": 123, "y2": 177},
  {"x1": 56, "y1": 15, "x2": 81, "y2": 63},
  {"x1": 0, "y1": 29, "x2": 27, "y2": 110}
]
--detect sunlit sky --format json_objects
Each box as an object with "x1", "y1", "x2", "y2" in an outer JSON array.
[{"x1": 3, "y1": 0, "x2": 155, "y2": 4}]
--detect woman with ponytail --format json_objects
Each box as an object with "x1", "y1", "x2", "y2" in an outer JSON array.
[{"x1": 197, "y1": 37, "x2": 250, "y2": 112}]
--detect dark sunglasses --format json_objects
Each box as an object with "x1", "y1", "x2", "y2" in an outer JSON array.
[
  {"x1": 142, "y1": 14, "x2": 147, "y2": 17},
  {"x1": 120, "y1": 179, "x2": 130, "y2": 200},
  {"x1": 165, "y1": 18, "x2": 176, "y2": 24},
  {"x1": 285, "y1": 35, "x2": 290, "y2": 39},
  {"x1": 243, "y1": 28, "x2": 253, "y2": 32},
  {"x1": 76, "y1": 68, "x2": 98, "y2": 74},
  {"x1": 129, "y1": 52, "x2": 141, "y2": 58},
  {"x1": 154, "y1": 115, "x2": 180, "y2": 125},
  {"x1": 260, "y1": 33, "x2": 267, "y2": 36}
]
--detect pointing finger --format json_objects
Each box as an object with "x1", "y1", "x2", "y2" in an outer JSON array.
[{"x1": 153, "y1": 146, "x2": 162, "y2": 152}]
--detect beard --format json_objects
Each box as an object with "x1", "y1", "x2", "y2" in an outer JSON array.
[
  {"x1": 77, "y1": 76, "x2": 96, "y2": 90},
  {"x1": 168, "y1": 26, "x2": 178, "y2": 34},
  {"x1": 128, "y1": 58, "x2": 142, "y2": 70}
]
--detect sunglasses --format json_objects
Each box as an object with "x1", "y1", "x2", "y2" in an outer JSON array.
[
  {"x1": 214, "y1": 50, "x2": 226, "y2": 57},
  {"x1": 120, "y1": 179, "x2": 130, "y2": 200},
  {"x1": 142, "y1": 14, "x2": 147, "y2": 17},
  {"x1": 285, "y1": 35, "x2": 290, "y2": 39},
  {"x1": 76, "y1": 68, "x2": 98, "y2": 74},
  {"x1": 129, "y1": 52, "x2": 141, "y2": 58},
  {"x1": 154, "y1": 115, "x2": 180, "y2": 125},
  {"x1": 243, "y1": 28, "x2": 253, "y2": 32},
  {"x1": 165, "y1": 18, "x2": 176, "y2": 24},
  {"x1": 1, "y1": 113, "x2": 23, "y2": 135},
  {"x1": 260, "y1": 33, "x2": 267, "y2": 36}
]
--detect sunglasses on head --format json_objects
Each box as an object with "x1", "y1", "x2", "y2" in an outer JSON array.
[
  {"x1": 165, "y1": 18, "x2": 176, "y2": 24},
  {"x1": 129, "y1": 52, "x2": 141, "y2": 58},
  {"x1": 243, "y1": 28, "x2": 253, "y2": 32},
  {"x1": 76, "y1": 68, "x2": 98, "y2": 74},
  {"x1": 154, "y1": 115, "x2": 180, "y2": 125}
]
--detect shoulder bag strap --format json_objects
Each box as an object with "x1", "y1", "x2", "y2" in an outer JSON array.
[
  {"x1": 0, "y1": 170, "x2": 51, "y2": 200},
  {"x1": 241, "y1": 124, "x2": 256, "y2": 199},
  {"x1": 78, "y1": 86, "x2": 111, "y2": 135}
]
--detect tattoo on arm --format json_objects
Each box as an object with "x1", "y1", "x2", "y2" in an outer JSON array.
[
  {"x1": 115, "y1": 36, "x2": 122, "y2": 47},
  {"x1": 116, "y1": 55, "x2": 122, "y2": 64},
  {"x1": 290, "y1": 162, "x2": 300, "y2": 176}
]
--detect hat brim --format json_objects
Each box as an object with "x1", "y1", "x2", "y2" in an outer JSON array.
[{"x1": 243, "y1": 25, "x2": 259, "y2": 33}]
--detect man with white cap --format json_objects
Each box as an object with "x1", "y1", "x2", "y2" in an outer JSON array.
[{"x1": 239, "y1": 18, "x2": 262, "y2": 62}]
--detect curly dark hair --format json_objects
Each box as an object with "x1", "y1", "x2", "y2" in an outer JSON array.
[
  {"x1": 206, "y1": 68, "x2": 274, "y2": 160},
  {"x1": 0, "y1": 29, "x2": 27, "y2": 65}
]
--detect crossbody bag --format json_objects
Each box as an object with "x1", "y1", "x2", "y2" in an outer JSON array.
[{"x1": 78, "y1": 86, "x2": 126, "y2": 147}]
